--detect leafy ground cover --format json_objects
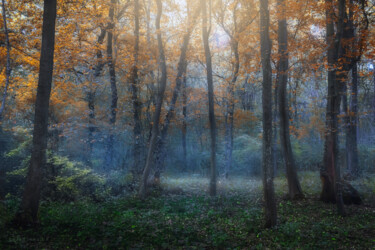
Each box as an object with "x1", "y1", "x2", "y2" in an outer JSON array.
[{"x1": 1, "y1": 172, "x2": 374, "y2": 249}]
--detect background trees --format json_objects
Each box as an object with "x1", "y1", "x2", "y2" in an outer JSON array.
[{"x1": 0, "y1": 0, "x2": 374, "y2": 226}]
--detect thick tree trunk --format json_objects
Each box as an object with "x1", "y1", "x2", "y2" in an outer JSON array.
[
  {"x1": 139, "y1": 0, "x2": 168, "y2": 198},
  {"x1": 277, "y1": 0, "x2": 303, "y2": 199},
  {"x1": 131, "y1": 0, "x2": 143, "y2": 178},
  {"x1": 0, "y1": 0, "x2": 11, "y2": 121},
  {"x1": 105, "y1": 0, "x2": 118, "y2": 169},
  {"x1": 259, "y1": 0, "x2": 277, "y2": 228},
  {"x1": 202, "y1": 0, "x2": 217, "y2": 196},
  {"x1": 321, "y1": 0, "x2": 345, "y2": 216},
  {"x1": 16, "y1": 0, "x2": 57, "y2": 224}
]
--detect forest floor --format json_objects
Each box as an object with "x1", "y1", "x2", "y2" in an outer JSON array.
[{"x1": 1, "y1": 171, "x2": 375, "y2": 249}]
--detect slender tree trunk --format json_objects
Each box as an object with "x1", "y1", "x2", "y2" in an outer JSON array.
[
  {"x1": 16, "y1": 0, "x2": 57, "y2": 224},
  {"x1": 346, "y1": 1, "x2": 359, "y2": 177},
  {"x1": 139, "y1": 0, "x2": 168, "y2": 198},
  {"x1": 105, "y1": 0, "x2": 118, "y2": 169},
  {"x1": 224, "y1": 34, "x2": 238, "y2": 179},
  {"x1": 131, "y1": 0, "x2": 143, "y2": 178},
  {"x1": 259, "y1": 0, "x2": 277, "y2": 228},
  {"x1": 182, "y1": 74, "x2": 188, "y2": 172},
  {"x1": 201, "y1": 0, "x2": 217, "y2": 196},
  {"x1": 152, "y1": 7, "x2": 200, "y2": 180},
  {"x1": 277, "y1": 0, "x2": 303, "y2": 199},
  {"x1": 0, "y1": 0, "x2": 11, "y2": 121},
  {"x1": 88, "y1": 27, "x2": 107, "y2": 164}
]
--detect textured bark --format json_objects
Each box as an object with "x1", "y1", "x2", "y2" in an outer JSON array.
[
  {"x1": 139, "y1": 0, "x2": 168, "y2": 198},
  {"x1": 17, "y1": 0, "x2": 57, "y2": 224},
  {"x1": 131, "y1": 0, "x2": 143, "y2": 178},
  {"x1": 277, "y1": 0, "x2": 303, "y2": 199},
  {"x1": 259, "y1": 0, "x2": 277, "y2": 227},
  {"x1": 105, "y1": 0, "x2": 118, "y2": 169},
  {"x1": 201, "y1": 0, "x2": 217, "y2": 196},
  {"x1": 0, "y1": 0, "x2": 11, "y2": 121},
  {"x1": 321, "y1": 0, "x2": 345, "y2": 216}
]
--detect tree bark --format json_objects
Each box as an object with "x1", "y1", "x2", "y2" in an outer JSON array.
[
  {"x1": 88, "y1": 27, "x2": 107, "y2": 164},
  {"x1": 16, "y1": 0, "x2": 57, "y2": 224},
  {"x1": 0, "y1": 0, "x2": 11, "y2": 121},
  {"x1": 201, "y1": 0, "x2": 217, "y2": 196},
  {"x1": 139, "y1": 0, "x2": 168, "y2": 198},
  {"x1": 182, "y1": 74, "x2": 188, "y2": 172},
  {"x1": 131, "y1": 0, "x2": 143, "y2": 178},
  {"x1": 277, "y1": 0, "x2": 303, "y2": 199},
  {"x1": 321, "y1": 0, "x2": 345, "y2": 216},
  {"x1": 259, "y1": 0, "x2": 277, "y2": 228},
  {"x1": 345, "y1": 0, "x2": 359, "y2": 177},
  {"x1": 105, "y1": 0, "x2": 118, "y2": 169},
  {"x1": 223, "y1": 6, "x2": 239, "y2": 179}
]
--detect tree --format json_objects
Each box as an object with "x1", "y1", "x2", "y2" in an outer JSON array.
[
  {"x1": 277, "y1": 0, "x2": 303, "y2": 199},
  {"x1": 139, "y1": 0, "x2": 168, "y2": 198},
  {"x1": 130, "y1": 0, "x2": 143, "y2": 178},
  {"x1": 16, "y1": 0, "x2": 57, "y2": 224},
  {"x1": 105, "y1": 0, "x2": 118, "y2": 169},
  {"x1": 0, "y1": 0, "x2": 11, "y2": 121},
  {"x1": 201, "y1": 0, "x2": 217, "y2": 196},
  {"x1": 259, "y1": 0, "x2": 277, "y2": 227},
  {"x1": 321, "y1": 0, "x2": 346, "y2": 216}
]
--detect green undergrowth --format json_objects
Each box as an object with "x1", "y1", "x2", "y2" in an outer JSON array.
[{"x1": 1, "y1": 172, "x2": 375, "y2": 249}]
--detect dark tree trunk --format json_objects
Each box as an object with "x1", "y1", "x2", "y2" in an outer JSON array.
[
  {"x1": 224, "y1": 24, "x2": 238, "y2": 179},
  {"x1": 202, "y1": 0, "x2": 217, "y2": 196},
  {"x1": 182, "y1": 74, "x2": 188, "y2": 172},
  {"x1": 0, "y1": 0, "x2": 11, "y2": 121},
  {"x1": 16, "y1": 0, "x2": 57, "y2": 224},
  {"x1": 345, "y1": 1, "x2": 359, "y2": 177},
  {"x1": 88, "y1": 27, "x2": 107, "y2": 164},
  {"x1": 321, "y1": 0, "x2": 345, "y2": 216},
  {"x1": 259, "y1": 0, "x2": 277, "y2": 228},
  {"x1": 131, "y1": 0, "x2": 143, "y2": 178},
  {"x1": 105, "y1": 0, "x2": 118, "y2": 169},
  {"x1": 277, "y1": 0, "x2": 303, "y2": 200},
  {"x1": 139, "y1": 0, "x2": 168, "y2": 198}
]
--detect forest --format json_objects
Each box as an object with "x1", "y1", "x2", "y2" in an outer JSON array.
[{"x1": 0, "y1": 0, "x2": 375, "y2": 248}]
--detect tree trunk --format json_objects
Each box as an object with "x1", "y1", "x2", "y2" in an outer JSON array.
[
  {"x1": 277, "y1": 0, "x2": 303, "y2": 199},
  {"x1": 345, "y1": 1, "x2": 359, "y2": 177},
  {"x1": 321, "y1": 0, "x2": 345, "y2": 216},
  {"x1": 182, "y1": 74, "x2": 188, "y2": 172},
  {"x1": 259, "y1": 0, "x2": 277, "y2": 228},
  {"x1": 224, "y1": 28, "x2": 238, "y2": 179},
  {"x1": 152, "y1": 7, "x2": 201, "y2": 180},
  {"x1": 201, "y1": 0, "x2": 217, "y2": 196},
  {"x1": 0, "y1": 0, "x2": 11, "y2": 121},
  {"x1": 131, "y1": 0, "x2": 143, "y2": 178},
  {"x1": 88, "y1": 27, "x2": 107, "y2": 165},
  {"x1": 105, "y1": 0, "x2": 118, "y2": 169},
  {"x1": 139, "y1": 0, "x2": 168, "y2": 198},
  {"x1": 16, "y1": 0, "x2": 57, "y2": 224}
]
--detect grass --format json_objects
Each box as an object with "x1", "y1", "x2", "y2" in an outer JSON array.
[{"x1": 1, "y1": 171, "x2": 375, "y2": 249}]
